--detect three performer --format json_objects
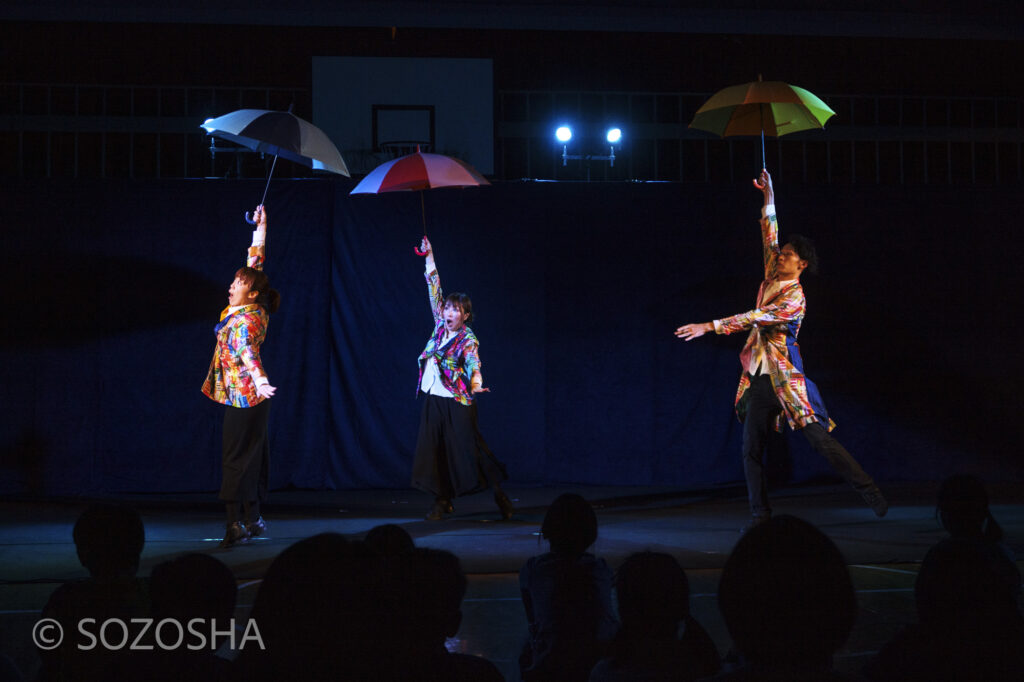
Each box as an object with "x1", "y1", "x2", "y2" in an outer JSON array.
[
  {"x1": 202, "y1": 205, "x2": 280, "y2": 547},
  {"x1": 205, "y1": 171, "x2": 888, "y2": 533},
  {"x1": 676, "y1": 170, "x2": 887, "y2": 528}
]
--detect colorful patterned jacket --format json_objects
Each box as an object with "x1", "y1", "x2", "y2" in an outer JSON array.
[
  {"x1": 713, "y1": 206, "x2": 836, "y2": 432},
  {"x1": 201, "y1": 242, "x2": 270, "y2": 408},
  {"x1": 416, "y1": 268, "x2": 481, "y2": 406}
]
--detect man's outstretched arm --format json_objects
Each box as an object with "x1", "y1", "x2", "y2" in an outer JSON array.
[{"x1": 675, "y1": 170, "x2": 776, "y2": 342}]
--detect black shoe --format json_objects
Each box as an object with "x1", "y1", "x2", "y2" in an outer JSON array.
[
  {"x1": 247, "y1": 516, "x2": 267, "y2": 537},
  {"x1": 219, "y1": 521, "x2": 250, "y2": 548},
  {"x1": 741, "y1": 512, "x2": 771, "y2": 534},
  {"x1": 861, "y1": 486, "x2": 888, "y2": 517},
  {"x1": 426, "y1": 499, "x2": 452, "y2": 521},
  {"x1": 494, "y1": 490, "x2": 515, "y2": 521}
]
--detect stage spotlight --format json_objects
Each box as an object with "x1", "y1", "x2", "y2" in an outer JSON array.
[{"x1": 558, "y1": 125, "x2": 620, "y2": 175}]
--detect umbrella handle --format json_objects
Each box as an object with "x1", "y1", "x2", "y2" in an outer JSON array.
[
  {"x1": 244, "y1": 155, "x2": 279, "y2": 224},
  {"x1": 414, "y1": 235, "x2": 429, "y2": 256},
  {"x1": 414, "y1": 192, "x2": 429, "y2": 254}
]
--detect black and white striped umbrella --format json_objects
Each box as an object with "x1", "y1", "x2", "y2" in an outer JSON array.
[
  {"x1": 201, "y1": 108, "x2": 349, "y2": 221},
  {"x1": 201, "y1": 108, "x2": 349, "y2": 176}
]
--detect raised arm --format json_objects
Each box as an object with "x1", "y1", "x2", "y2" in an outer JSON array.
[
  {"x1": 247, "y1": 205, "x2": 267, "y2": 270},
  {"x1": 419, "y1": 236, "x2": 444, "y2": 322},
  {"x1": 675, "y1": 170, "x2": 781, "y2": 342},
  {"x1": 246, "y1": 205, "x2": 275, "y2": 398},
  {"x1": 753, "y1": 170, "x2": 780, "y2": 280}
]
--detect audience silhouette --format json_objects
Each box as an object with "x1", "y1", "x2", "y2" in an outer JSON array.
[
  {"x1": 231, "y1": 527, "x2": 503, "y2": 681},
  {"x1": 23, "y1": 483, "x2": 1018, "y2": 682},
  {"x1": 712, "y1": 514, "x2": 857, "y2": 681},
  {"x1": 383, "y1": 547, "x2": 504, "y2": 681},
  {"x1": 36, "y1": 504, "x2": 150, "y2": 682},
  {"x1": 106, "y1": 553, "x2": 236, "y2": 681},
  {"x1": 519, "y1": 493, "x2": 618, "y2": 682},
  {"x1": 589, "y1": 551, "x2": 720, "y2": 682},
  {"x1": 231, "y1": 532, "x2": 376, "y2": 681},
  {"x1": 363, "y1": 522, "x2": 415, "y2": 556},
  {"x1": 864, "y1": 475, "x2": 1024, "y2": 681},
  {"x1": 0, "y1": 654, "x2": 20, "y2": 682}
]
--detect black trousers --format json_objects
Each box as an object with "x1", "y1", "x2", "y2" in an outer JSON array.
[
  {"x1": 411, "y1": 393, "x2": 507, "y2": 500},
  {"x1": 220, "y1": 398, "x2": 270, "y2": 504},
  {"x1": 741, "y1": 374, "x2": 874, "y2": 517}
]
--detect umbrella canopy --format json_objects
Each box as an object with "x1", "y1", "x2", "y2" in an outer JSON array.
[
  {"x1": 201, "y1": 108, "x2": 350, "y2": 177},
  {"x1": 689, "y1": 79, "x2": 835, "y2": 168},
  {"x1": 350, "y1": 149, "x2": 489, "y2": 194},
  {"x1": 350, "y1": 149, "x2": 490, "y2": 254},
  {"x1": 689, "y1": 80, "x2": 835, "y2": 138}
]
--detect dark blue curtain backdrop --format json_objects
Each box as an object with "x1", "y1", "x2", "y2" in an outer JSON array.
[{"x1": 2, "y1": 178, "x2": 1021, "y2": 496}]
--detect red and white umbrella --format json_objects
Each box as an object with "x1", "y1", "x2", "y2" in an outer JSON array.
[{"x1": 350, "y1": 148, "x2": 490, "y2": 253}]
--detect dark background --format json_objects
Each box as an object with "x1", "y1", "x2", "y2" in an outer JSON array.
[
  {"x1": 2, "y1": 2, "x2": 1022, "y2": 495},
  {"x1": 3, "y1": 177, "x2": 1020, "y2": 495}
]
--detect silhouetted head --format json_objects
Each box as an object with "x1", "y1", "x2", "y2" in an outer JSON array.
[
  {"x1": 241, "y1": 533, "x2": 385, "y2": 680},
  {"x1": 364, "y1": 523, "x2": 415, "y2": 556},
  {"x1": 916, "y1": 537, "x2": 1023, "y2": 631},
  {"x1": 150, "y1": 553, "x2": 236, "y2": 625},
  {"x1": 541, "y1": 493, "x2": 598, "y2": 556},
  {"x1": 251, "y1": 534, "x2": 376, "y2": 647},
  {"x1": 73, "y1": 503, "x2": 145, "y2": 578},
  {"x1": 615, "y1": 551, "x2": 690, "y2": 636},
  {"x1": 400, "y1": 548, "x2": 467, "y2": 643},
  {"x1": 937, "y1": 474, "x2": 1002, "y2": 542},
  {"x1": 718, "y1": 515, "x2": 855, "y2": 669}
]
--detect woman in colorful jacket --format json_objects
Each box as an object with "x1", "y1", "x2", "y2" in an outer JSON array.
[
  {"x1": 411, "y1": 236, "x2": 514, "y2": 521},
  {"x1": 202, "y1": 204, "x2": 280, "y2": 547}
]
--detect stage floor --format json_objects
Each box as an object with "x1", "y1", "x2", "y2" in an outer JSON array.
[{"x1": 2, "y1": 481, "x2": 1022, "y2": 681}]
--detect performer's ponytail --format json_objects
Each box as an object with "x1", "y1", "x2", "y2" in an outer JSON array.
[{"x1": 259, "y1": 287, "x2": 281, "y2": 314}]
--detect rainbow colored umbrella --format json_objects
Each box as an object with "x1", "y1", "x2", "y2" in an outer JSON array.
[{"x1": 689, "y1": 77, "x2": 835, "y2": 169}]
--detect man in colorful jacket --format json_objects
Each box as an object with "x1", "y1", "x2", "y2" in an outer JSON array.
[{"x1": 676, "y1": 170, "x2": 886, "y2": 527}]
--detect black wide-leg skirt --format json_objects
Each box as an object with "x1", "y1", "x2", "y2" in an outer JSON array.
[
  {"x1": 219, "y1": 398, "x2": 270, "y2": 503},
  {"x1": 411, "y1": 393, "x2": 508, "y2": 499}
]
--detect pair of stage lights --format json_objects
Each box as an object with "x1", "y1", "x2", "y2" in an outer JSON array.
[
  {"x1": 555, "y1": 126, "x2": 622, "y2": 144},
  {"x1": 556, "y1": 125, "x2": 622, "y2": 168}
]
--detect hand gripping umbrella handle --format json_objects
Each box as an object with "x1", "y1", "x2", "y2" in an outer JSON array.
[
  {"x1": 244, "y1": 211, "x2": 258, "y2": 225},
  {"x1": 414, "y1": 235, "x2": 429, "y2": 256}
]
